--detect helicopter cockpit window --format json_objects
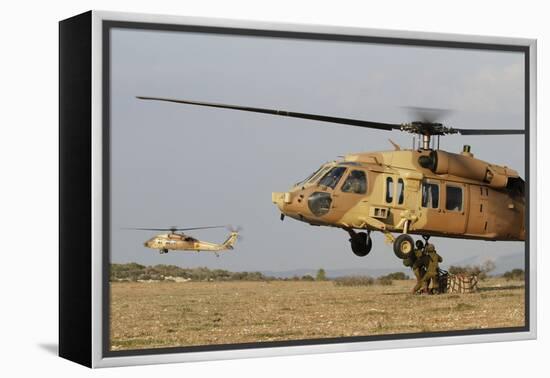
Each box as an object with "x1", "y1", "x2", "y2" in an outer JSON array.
[
  {"x1": 307, "y1": 166, "x2": 331, "y2": 184},
  {"x1": 422, "y1": 181, "x2": 439, "y2": 208},
  {"x1": 318, "y1": 167, "x2": 347, "y2": 189},
  {"x1": 397, "y1": 178, "x2": 405, "y2": 205},
  {"x1": 341, "y1": 170, "x2": 367, "y2": 194},
  {"x1": 385, "y1": 177, "x2": 394, "y2": 203},
  {"x1": 296, "y1": 166, "x2": 325, "y2": 186},
  {"x1": 446, "y1": 185, "x2": 463, "y2": 212}
]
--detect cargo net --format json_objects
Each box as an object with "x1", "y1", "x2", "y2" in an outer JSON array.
[{"x1": 439, "y1": 269, "x2": 479, "y2": 294}]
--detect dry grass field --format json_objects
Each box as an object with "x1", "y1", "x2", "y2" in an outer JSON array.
[{"x1": 110, "y1": 278, "x2": 525, "y2": 351}]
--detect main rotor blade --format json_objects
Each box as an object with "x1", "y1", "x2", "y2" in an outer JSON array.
[
  {"x1": 454, "y1": 128, "x2": 525, "y2": 135},
  {"x1": 137, "y1": 96, "x2": 401, "y2": 132},
  {"x1": 123, "y1": 226, "x2": 226, "y2": 231},
  {"x1": 174, "y1": 226, "x2": 227, "y2": 231}
]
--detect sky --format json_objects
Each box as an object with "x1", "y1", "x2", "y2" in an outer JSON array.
[{"x1": 109, "y1": 28, "x2": 525, "y2": 273}]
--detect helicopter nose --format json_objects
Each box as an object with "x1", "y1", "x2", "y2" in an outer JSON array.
[
  {"x1": 272, "y1": 192, "x2": 285, "y2": 211},
  {"x1": 272, "y1": 191, "x2": 305, "y2": 220}
]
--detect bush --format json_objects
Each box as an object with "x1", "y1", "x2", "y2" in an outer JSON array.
[
  {"x1": 301, "y1": 275, "x2": 315, "y2": 281},
  {"x1": 379, "y1": 272, "x2": 409, "y2": 281},
  {"x1": 110, "y1": 263, "x2": 271, "y2": 282},
  {"x1": 502, "y1": 269, "x2": 525, "y2": 281},
  {"x1": 376, "y1": 277, "x2": 393, "y2": 286},
  {"x1": 316, "y1": 268, "x2": 327, "y2": 281},
  {"x1": 333, "y1": 276, "x2": 374, "y2": 287}
]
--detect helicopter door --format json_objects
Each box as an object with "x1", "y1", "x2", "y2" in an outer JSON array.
[
  {"x1": 442, "y1": 183, "x2": 467, "y2": 234},
  {"x1": 308, "y1": 166, "x2": 348, "y2": 221},
  {"x1": 466, "y1": 185, "x2": 489, "y2": 236},
  {"x1": 419, "y1": 179, "x2": 447, "y2": 233},
  {"x1": 330, "y1": 169, "x2": 368, "y2": 222}
]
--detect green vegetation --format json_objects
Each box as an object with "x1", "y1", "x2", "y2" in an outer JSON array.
[
  {"x1": 379, "y1": 272, "x2": 409, "y2": 281},
  {"x1": 333, "y1": 276, "x2": 375, "y2": 287},
  {"x1": 502, "y1": 268, "x2": 525, "y2": 281},
  {"x1": 376, "y1": 276, "x2": 393, "y2": 286},
  {"x1": 110, "y1": 263, "x2": 271, "y2": 282},
  {"x1": 316, "y1": 268, "x2": 327, "y2": 281}
]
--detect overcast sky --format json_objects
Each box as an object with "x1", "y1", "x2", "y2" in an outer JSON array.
[{"x1": 109, "y1": 28, "x2": 525, "y2": 273}]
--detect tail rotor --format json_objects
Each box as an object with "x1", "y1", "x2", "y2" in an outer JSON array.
[{"x1": 226, "y1": 225, "x2": 244, "y2": 242}]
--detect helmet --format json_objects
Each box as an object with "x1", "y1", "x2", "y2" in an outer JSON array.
[{"x1": 415, "y1": 240, "x2": 424, "y2": 249}]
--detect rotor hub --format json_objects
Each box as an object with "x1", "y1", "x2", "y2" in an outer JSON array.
[{"x1": 400, "y1": 122, "x2": 457, "y2": 136}]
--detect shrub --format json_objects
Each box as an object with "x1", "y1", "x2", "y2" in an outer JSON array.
[
  {"x1": 110, "y1": 263, "x2": 270, "y2": 282},
  {"x1": 502, "y1": 269, "x2": 525, "y2": 281},
  {"x1": 376, "y1": 277, "x2": 393, "y2": 286},
  {"x1": 316, "y1": 268, "x2": 327, "y2": 281},
  {"x1": 379, "y1": 272, "x2": 408, "y2": 281},
  {"x1": 333, "y1": 276, "x2": 374, "y2": 287}
]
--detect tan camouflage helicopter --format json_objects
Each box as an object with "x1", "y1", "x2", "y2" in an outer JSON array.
[
  {"x1": 137, "y1": 96, "x2": 525, "y2": 262},
  {"x1": 127, "y1": 225, "x2": 240, "y2": 255}
]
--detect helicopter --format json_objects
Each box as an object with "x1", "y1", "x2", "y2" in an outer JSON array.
[
  {"x1": 126, "y1": 225, "x2": 240, "y2": 255},
  {"x1": 136, "y1": 96, "x2": 525, "y2": 263}
]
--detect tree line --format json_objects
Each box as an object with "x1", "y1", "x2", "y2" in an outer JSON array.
[
  {"x1": 110, "y1": 263, "x2": 524, "y2": 283},
  {"x1": 110, "y1": 263, "x2": 270, "y2": 282}
]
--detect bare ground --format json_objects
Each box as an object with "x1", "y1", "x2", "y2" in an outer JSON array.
[{"x1": 110, "y1": 279, "x2": 525, "y2": 351}]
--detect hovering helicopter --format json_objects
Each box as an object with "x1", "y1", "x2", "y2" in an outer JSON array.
[
  {"x1": 136, "y1": 96, "x2": 525, "y2": 263},
  {"x1": 126, "y1": 225, "x2": 240, "y2": 255}
]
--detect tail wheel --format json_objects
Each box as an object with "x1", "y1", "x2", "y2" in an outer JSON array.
[
  {"x1": 393, "y1": 234, "x2": 414, "y2": 259},
  {"x1": 350, "y1": 231, "x2": 372, "y2": 257}
]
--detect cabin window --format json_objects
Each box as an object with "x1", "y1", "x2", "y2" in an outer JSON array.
[
  {"x1": 421, "y1": 181, "x2": 439, "y2": 208},
  {"x1": 319, "y1": 167, "x2": 347, "y2": 189},
  {"x1": 397, "y1": 178, "x2": 405, "y2": 205},
  {"x1": 386, "y1": 177, "x2": 394, "y2": 203},
  {"x1": 341, "y1": 170, "x2": 367, "y2": 194},
  {"x1": 446, "y1": 185, "x2": 463, "y2": 211}
]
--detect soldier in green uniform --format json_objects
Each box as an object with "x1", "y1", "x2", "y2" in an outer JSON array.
[
  {"x1": 409, "y1": 240, "x2": 427, "y2": 294},
  {"x1": 423, "y1": 243, "x2": 443, "y2": 294}
]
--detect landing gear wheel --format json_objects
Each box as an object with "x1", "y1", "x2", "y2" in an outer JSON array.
[
  {"x1": 349, "y1": 231, "x2": 372, "y2": 257},
  {"x1": 393, "y1": 234, "x2": 415, "y2": 259}
]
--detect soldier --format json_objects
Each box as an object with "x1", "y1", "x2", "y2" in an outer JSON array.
[
  {"x1": 411, "y1": 242, "x2": 429, "y2": 294},
  {"x1": 423, "y1": 243, "x2": 443, "y2": 294},
  {"x1": 410, "y1": 240, "x2": 426, "y2": 294}
]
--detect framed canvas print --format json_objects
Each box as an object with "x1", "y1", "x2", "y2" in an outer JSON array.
[{"x1": 59, "y1": 10, "x2": 537, "y2": 368}]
